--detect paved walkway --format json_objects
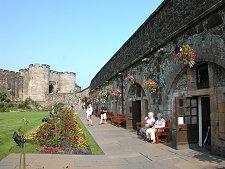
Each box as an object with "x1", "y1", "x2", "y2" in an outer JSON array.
[{"x1": 1, "y1": 110, "x2": 225, "y2": 169}]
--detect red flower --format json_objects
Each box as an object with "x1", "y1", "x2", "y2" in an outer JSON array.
[
  {"x1": 35, "y1": 147, "x2": 38, "y2": 151},
  {"x1": 69, "y1": 126, "x2": 73, "y2": 130},
  {"x1": 41, "y1": 133, "x2": 45, "y2": 138},
  {"x1": 74, "y1": 136, "x2": 79, "y2": 142}
]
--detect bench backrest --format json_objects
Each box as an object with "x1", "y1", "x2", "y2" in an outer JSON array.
[{"x1": 165, "y1": 120, "x2": 170, "y2": 129}]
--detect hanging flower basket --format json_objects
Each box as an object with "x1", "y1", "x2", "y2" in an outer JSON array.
[
  {"x1": 141, "y1": 79, "x2": 158, "y2": 94},
  {"x1": 124, "y1": 74, "x2": 136, "y2": 84},
  {"x1": 174, "y1": 44, "x2": 196, "y2": 68},
  {"x1": 111, "y1": 88, "x2": 121, "y2": 97}
]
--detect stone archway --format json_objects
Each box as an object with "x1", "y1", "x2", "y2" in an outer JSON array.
[
  {"x1": 166, "y1": 61, "x2": 225, "y2": 151},
  {"x1": 125, "y1": 82, "x2": 147, "y2": 129}
]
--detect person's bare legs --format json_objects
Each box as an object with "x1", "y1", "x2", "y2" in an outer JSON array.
[
  {"x1": 99, "y1": 114, "x2": 103, "y2": 124},
  {"x1": 87, "y1": 116, "x2": 92, "y2": 126},
  {"x1": 104, "y1": 117, "x2": 107, "y2": 124},
  {"x1": 89, "y1": 116, "x2": 93, "y2": 126}
]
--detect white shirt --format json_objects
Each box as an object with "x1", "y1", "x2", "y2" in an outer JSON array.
[
  {"x1": 144, "y1": 117, "x2": 155, "y2": 127},
  {"x1": 153, "y1": 118, "x2": 166, "y2": 128},
  {"x1": 86, "y1": 106, "x2": 93, "y2": 116}
]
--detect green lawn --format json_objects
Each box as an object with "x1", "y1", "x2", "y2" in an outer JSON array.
[
  {"x1": 0, "y1": 111, "x2": 49, "y2": 160},
  {"x1": 0, "y1": 111, "x2": 104, "y2": 160}
]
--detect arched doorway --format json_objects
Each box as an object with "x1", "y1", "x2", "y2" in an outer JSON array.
[
  {"x1": 49, "y1": 84, "x2": 54, "y2": 94},
  {"x1": 169, "y1": 62, "x2": 214, "y2": 150},
  {"x1": 126, "y1": 83, "x2": 147, "y2": 129}
]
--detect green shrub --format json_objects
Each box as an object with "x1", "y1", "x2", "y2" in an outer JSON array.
[{"x1": 53, "y1": 102, "x2": 65, "y2": 112}]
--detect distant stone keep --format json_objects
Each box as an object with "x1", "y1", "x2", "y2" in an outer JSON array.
[{"x1": 0, "y1": 64, "x2": 81, "y2": 107}]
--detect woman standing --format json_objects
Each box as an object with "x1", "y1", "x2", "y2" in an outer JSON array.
[{"x1": 86, "y1": 103, "x2": 93, "y2": 126}]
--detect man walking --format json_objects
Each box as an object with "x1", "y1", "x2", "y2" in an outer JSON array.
[{"x1": 99, "y1": 103, "x2": 107, "y2": 125}]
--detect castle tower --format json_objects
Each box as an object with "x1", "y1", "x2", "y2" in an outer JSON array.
[
  {"x1": 28, "y1": 64, "x2": 50, "y2": 102},
  {"x1": 59, "y1": 72, "x2": 76, "y2": 93}
]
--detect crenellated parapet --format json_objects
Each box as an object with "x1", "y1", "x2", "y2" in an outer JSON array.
[
  {"x1": 0, "y1": 63, "x2": 78, "y2": 104},
  {"x1": 0, "y1": 69, "x2": 20, "y2": 79},
  {"x1": 29, "y1": 63, "x2": 50, "y2": 69}
]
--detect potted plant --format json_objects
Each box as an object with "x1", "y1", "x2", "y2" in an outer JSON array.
[
  {"x1": 174, "y1": 44, "x2": 196, "y2": 68},
  {"x1": 141, "y1": 79, "x2": 158, "y2": 94}
]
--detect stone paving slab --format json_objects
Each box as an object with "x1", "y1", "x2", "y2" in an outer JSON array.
[{"x1": 1, "y1": 110, "x2": 225, "y2": 169}]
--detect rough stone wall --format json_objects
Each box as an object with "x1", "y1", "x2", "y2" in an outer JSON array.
[
  {"x1": 90, "y1": 0, "x2": 225, "y2": 156},
  {"x1": 45, "y1": 93, "x2": 82, "y2": 110},
  {"x1": 27, "y1": 64, "x2": 50, "y2": 101},
  {"x1": 0, "y1": 70, "x2": 22, "y2": 101},
  {"x1": 19, "y1": 68, "x2": 29, "y2": 101},
  {"x1": 59, "y1": 72, "x2": 76, "y2": 93},
  {"x1": 0, "y1": 64, "x2": 78, "y2": 106},
  {"x1": 90, "y1": 0, "x2": 224, "y2": 89},
  {"x1": 49, "y1": 70, "x2": 60, "y2": 93}
]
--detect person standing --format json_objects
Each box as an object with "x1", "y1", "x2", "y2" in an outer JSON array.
[
  {"x1": 86, "y1": 103, "x2": 93, "y2": 126},
  {"x1": 99, "y1": 103, "x2": 107, "y2": 125}
]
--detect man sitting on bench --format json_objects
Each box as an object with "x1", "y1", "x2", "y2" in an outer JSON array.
[{"x1": 140, "y1": 112, "x2": 155, "y2": 140}]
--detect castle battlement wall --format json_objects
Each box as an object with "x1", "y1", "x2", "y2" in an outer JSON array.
[
  {"x1": 29, "y1": 63, "x2": 50, "y2": 69},
  {"x1": 59, "y1": 72, "x2": 76, "y2": 93},
  {"x1": 0, "y1": 69, "x2": 22, "y2": 101},
  {"x1": 0, "y1": 63, "x2": 78, "y2": 103},
  {"x1": 19, "y1": 68, "x2": 29, "y2": 72}
]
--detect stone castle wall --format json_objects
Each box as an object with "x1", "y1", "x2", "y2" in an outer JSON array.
[
  {"x1": 27, "y1": 64, "x2": 50, "y2": 101},
  {"x1": 0, "y1": 64, "x2": 79, "y2": 105},
  {"x1": 0, "y1": 69, "x2": 23, "y2": 101},
  {"x1": 90, "y1": 0, "x2": 225, "y2": 156},
  {"x1": 59, "y1": 72, "x2": 76, "y2": 93},
  {"x1": 90, "y1": 0, "x2": 224, "y2": 89}
]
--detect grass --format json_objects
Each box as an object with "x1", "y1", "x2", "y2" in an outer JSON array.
[
  {"x1": 76, "y1": 115, "x2": 104, "y2": 155},
  {"x1": 0, "y1": 111, "x2": 49, "y2": 160},
  {"x1": 0, "y1": 111, "x2": 104, "y2": 160}
]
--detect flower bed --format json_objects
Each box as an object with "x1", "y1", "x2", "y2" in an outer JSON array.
[{"x1": 27, "y1": 109, "x2": 91, "y2": 154}]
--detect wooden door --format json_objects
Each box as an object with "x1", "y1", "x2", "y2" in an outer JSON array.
[
  {"x1": 175, "y1": 97, "x2": 198, "y2": 148},
  {"x1": 132, "y1": 100, "x2": 141, "y2": 129},
  {"x1": 126, "y1": 101, "x2": 133, "y2": 129}
]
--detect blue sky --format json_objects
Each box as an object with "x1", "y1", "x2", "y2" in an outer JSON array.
[{"x1": 0, "y1": 0, "x2": 163, "y2": 89}]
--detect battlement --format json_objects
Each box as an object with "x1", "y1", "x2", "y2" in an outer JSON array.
[
  {"x1": 50, "y1": 70, "x2": 60, "y2": 74},
  {"x1": 29, "y1": 63, "x2": 50, "y2": 69},
  {"x1": 0, "y1": 69, "x2": 18, "y2": 75},
  {"x1": 63, "y1": 72, "x2": 76, "y2": 75},
  {"x1": 19, "y1": 68, "x2": 29, "y2": 72}
]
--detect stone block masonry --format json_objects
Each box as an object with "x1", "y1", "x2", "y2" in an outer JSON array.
[{"x1": 0, "y1": 64, "x2": 80, "y2": 107}]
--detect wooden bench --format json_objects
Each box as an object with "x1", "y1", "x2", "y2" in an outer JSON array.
[
  {"x1": 136, "y1": 121, "x2": 148, "y2": 135},
  {"x1": 111, "y1": 115, "x2": 127, "y2": 127},
  {"x1": 155, "y1": 120, "x2": 170, "y2": 143}
]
